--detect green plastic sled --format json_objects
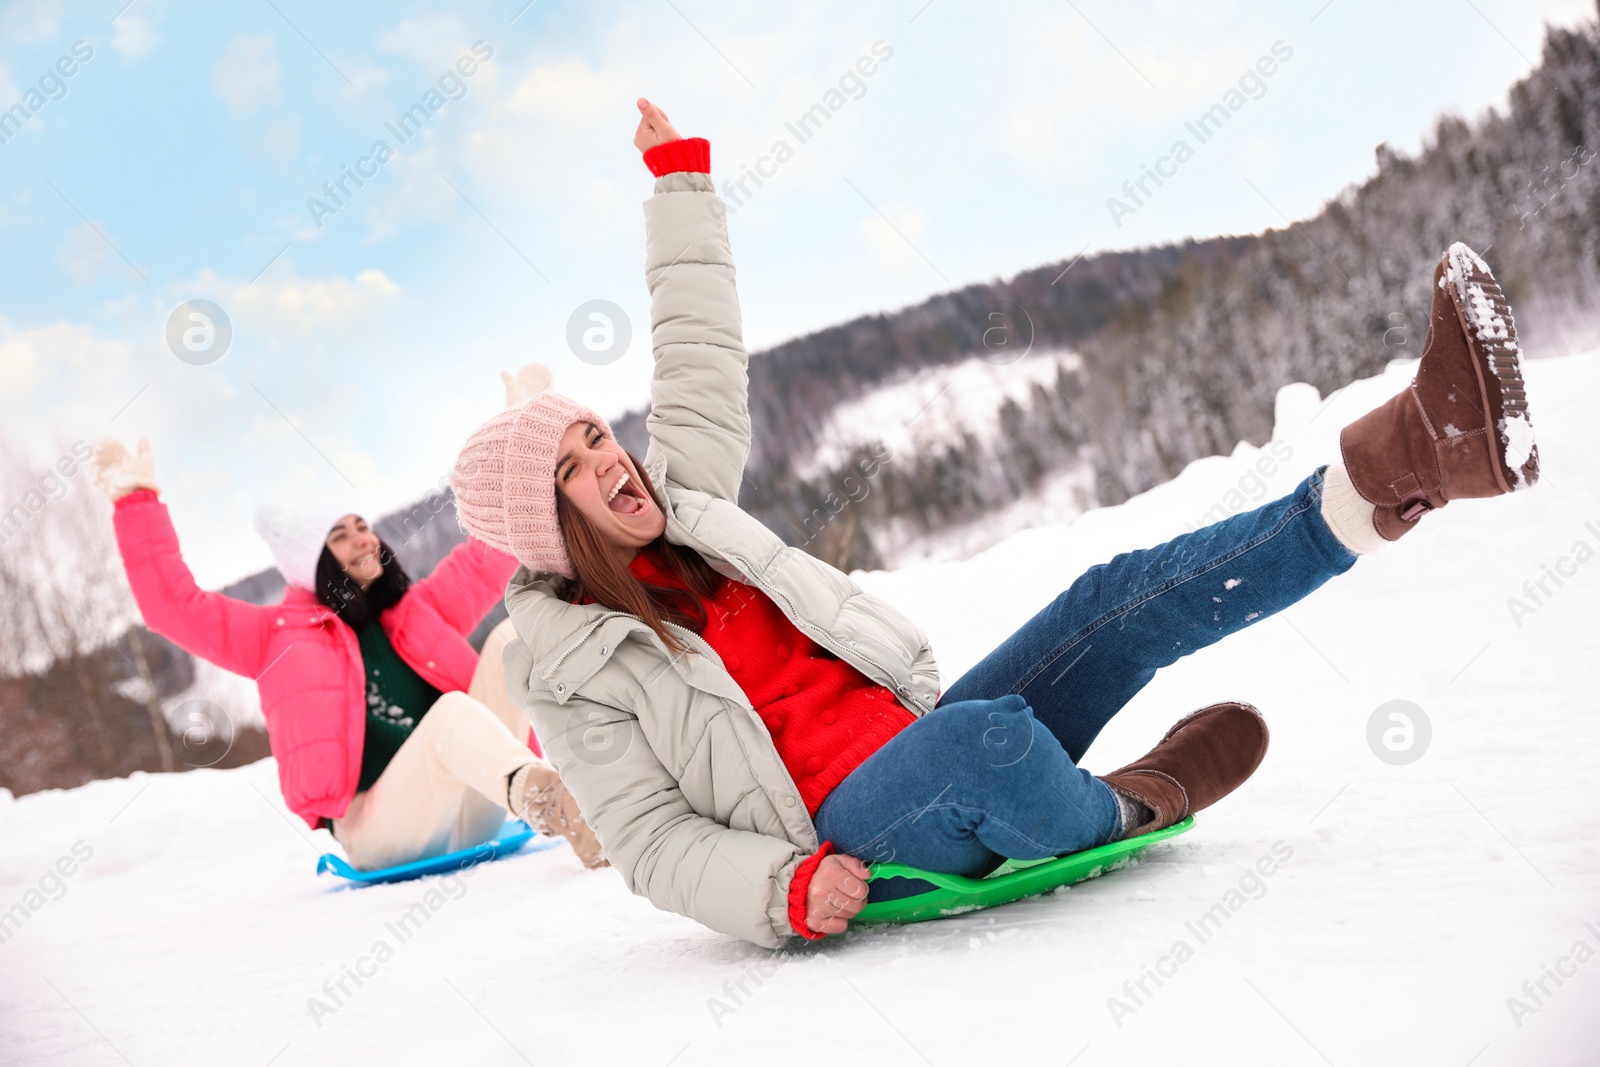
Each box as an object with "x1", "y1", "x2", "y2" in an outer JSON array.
[{"x1": 855, "y1": 816, "x2": 1195, "y2": 924}]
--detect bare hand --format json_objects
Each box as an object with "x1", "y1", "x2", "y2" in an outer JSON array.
[
  {"x1": 805, "y1": 852, "x2": 871, "y2": 936},
  {"x1": 633, "y1": 97, "x2": 681, "y2": 153}
]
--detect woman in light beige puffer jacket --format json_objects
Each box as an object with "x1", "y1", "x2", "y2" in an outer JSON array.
[{"x1": 448, "y1": 101, "x2": 1426, "y2": 947}]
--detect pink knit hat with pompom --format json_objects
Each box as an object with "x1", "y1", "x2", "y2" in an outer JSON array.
[{"x1": 449, "y1": 391, "x2": 612, "y2": 579}]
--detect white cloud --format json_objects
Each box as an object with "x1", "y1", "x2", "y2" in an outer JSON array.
[
  {"x1": 355, "y1": 138, "x2": 457, "y2": 244},
  {"x1": 328, "y1": 54, "x2": 394, "y2": 96},
  {"x1": 253, "y1": 114, "x2": 301, "y2": 166},
  {"x1": 60, "y1": 221, "x2": 110, "y2": 285},
  {"x1": 452, "y1": 7, "x2": 891, "y2": 258},
  {"x1": 0, "y1": 316, "x2": 134, "y2": 399},
  {"x1": 990, "y1": 8, "x2": 1300, "y2": 178},
  {"x1": 1004, "y1": 103, "x2": 1066, "y2": 167},
  {"x1": 0, "y1": 0, "x2": 65, "y2": 47},
  {"x1": 197, "y1": 266, "x2": 403, "y2": 337},
  {"x1": 375, "y1": 15, "x2": 477, "y2": 69},
  {"x1": 502, "y1": 54, "x2": 610, "y2": 127},
  {"x1": 0, "y1": 60, "x2": 20, "y2": 104},
  {"x1": 212, "y1": 34, "x2": 281, "y2": 114},
  {"x1": 0, "y1": 263, "x2": 412, "y2": 585},
  {"x1": 0, "y1": 324, "x2": 40, "y2": 394},
  {"x1": 1239, "y1": 133, "x2": 1281, "y2": 181},
  {"x1": 111, "y1": 8, "x2": 163, "y2": 61},
  {"x1": 862, "y1": 202, "x2": 931, "y2": 276}
]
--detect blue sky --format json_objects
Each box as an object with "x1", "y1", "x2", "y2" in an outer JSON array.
[{"x1": 1, "y1": 0, "x2": 1591, "y2": 586}]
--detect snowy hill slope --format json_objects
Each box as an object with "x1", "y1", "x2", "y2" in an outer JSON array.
[
  {"x1": 2, "y1": 353, "x2": 1596, "y2": 1066},
  {"x1": 795, "y1": 349, "x2": 1082, "y2": 480}
]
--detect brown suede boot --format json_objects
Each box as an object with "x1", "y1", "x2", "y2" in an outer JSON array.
[
  {"x1": 1340, "y1": 242, "x2": 1539, "y2": 540},
  {"x1": 508, "y1": 762, "x2": 609, "y2": 869},
  {"x1": 1100, "y1": 702, "x2": 1269, "y2": 837}
]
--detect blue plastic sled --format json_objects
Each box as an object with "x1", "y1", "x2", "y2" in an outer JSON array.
[{"x1": 316, "y1": 820, "x2": 563, "y2": 886}]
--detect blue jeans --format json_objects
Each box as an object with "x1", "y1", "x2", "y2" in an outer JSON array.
[{"x1": 813, "y1": 469, "x2": 1357, "y2": 894}]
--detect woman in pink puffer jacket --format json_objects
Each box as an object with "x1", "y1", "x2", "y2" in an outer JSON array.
[{"x1": 93, "y1": 369, "x2": 606, "y2": 871}]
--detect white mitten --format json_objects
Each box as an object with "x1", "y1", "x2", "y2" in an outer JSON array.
[
  {"x1": 92, "y1": 438, "x2": 160, "y2": 501},
  {"x1": 501, "y1": 363, "x2": 553, "y2": 408}
]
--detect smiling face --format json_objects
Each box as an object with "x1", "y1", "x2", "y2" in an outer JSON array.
[
  {"x1": 325, "y1": 514, "x2": 383, "y2": 590},
  {"x1": 555, "y1": 420, "x2": 664, "y2": 560}
]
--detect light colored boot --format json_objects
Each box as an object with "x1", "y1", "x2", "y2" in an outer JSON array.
[{"x1": 507, "y1": 762, "x2": 608, "y2": 869}]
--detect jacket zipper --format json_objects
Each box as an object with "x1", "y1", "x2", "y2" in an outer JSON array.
[
  {"x1": 662, "y1": 619, "x2": 720, "y2": 665},
  {"x1": 540, "y1": 611, "x2": 631, "y2": 680}
]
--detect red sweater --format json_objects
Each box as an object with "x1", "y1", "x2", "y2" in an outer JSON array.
[{"x1": 626, "y1": 548, "x2": 915, "y2": 814}]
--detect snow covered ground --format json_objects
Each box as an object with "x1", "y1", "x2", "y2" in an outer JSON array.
[{"x1": 3, "y1": 353, "x2": 1597, "y2": 1066}]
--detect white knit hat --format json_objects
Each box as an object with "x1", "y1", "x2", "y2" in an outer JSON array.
[{"x1": 254, "y1": 500, "x2": 363, "y2": 590}]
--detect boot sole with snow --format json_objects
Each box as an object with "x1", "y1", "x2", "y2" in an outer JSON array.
[{"x1": 1441, "y1": 242, "x2": 1540, "y2": 493}]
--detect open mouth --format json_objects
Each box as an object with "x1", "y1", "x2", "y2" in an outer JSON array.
[{"x1": 605, "y1": 470, "x2": 651, "y2": 516}]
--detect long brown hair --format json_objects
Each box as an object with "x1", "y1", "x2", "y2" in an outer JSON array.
[{"x1": 555, "y1": 448, "x2": 724, "y2": 655}]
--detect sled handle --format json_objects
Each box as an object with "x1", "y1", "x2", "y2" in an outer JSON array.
[{"x1": 865, "y1": 863, "x2": 990, "y2": 892}]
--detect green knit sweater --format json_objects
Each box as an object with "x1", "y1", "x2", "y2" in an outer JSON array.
[{"x1": 354, "y1": 620, "x2": 443, "y2": 793}]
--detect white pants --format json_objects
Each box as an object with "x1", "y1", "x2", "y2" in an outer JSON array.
[{"x1": 332, "y1": 618, "x2": 539, "y2": 871}]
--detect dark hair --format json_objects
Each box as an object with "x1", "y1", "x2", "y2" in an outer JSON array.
[
  {"x1": 316, "y1": 535, "x2": 412, "y2": 629},
  {"x1": 555, "y1": 448, "x2": 723, "y2": 655}
]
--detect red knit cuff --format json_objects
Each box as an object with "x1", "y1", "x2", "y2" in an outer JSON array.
[
  {"x1": 642, "y1": 137, "x2": 710, "y2": 177},
  {"x1": 114, "y1": 488, "x2": 159, "y2": 509},
  {"x1": 787, "y1": 841, "x2": 837, "y2": 941}
]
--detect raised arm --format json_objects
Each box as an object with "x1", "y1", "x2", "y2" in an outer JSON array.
[
  {"x1": 635, "y1": 100, "x2": 751, "y2": 505},
  {"x1": 405, "y1": 537, "x2": 519, "y2": 636},
  {"x1": 97, "y1": 440, "x2": 274, "y2": 679}
]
